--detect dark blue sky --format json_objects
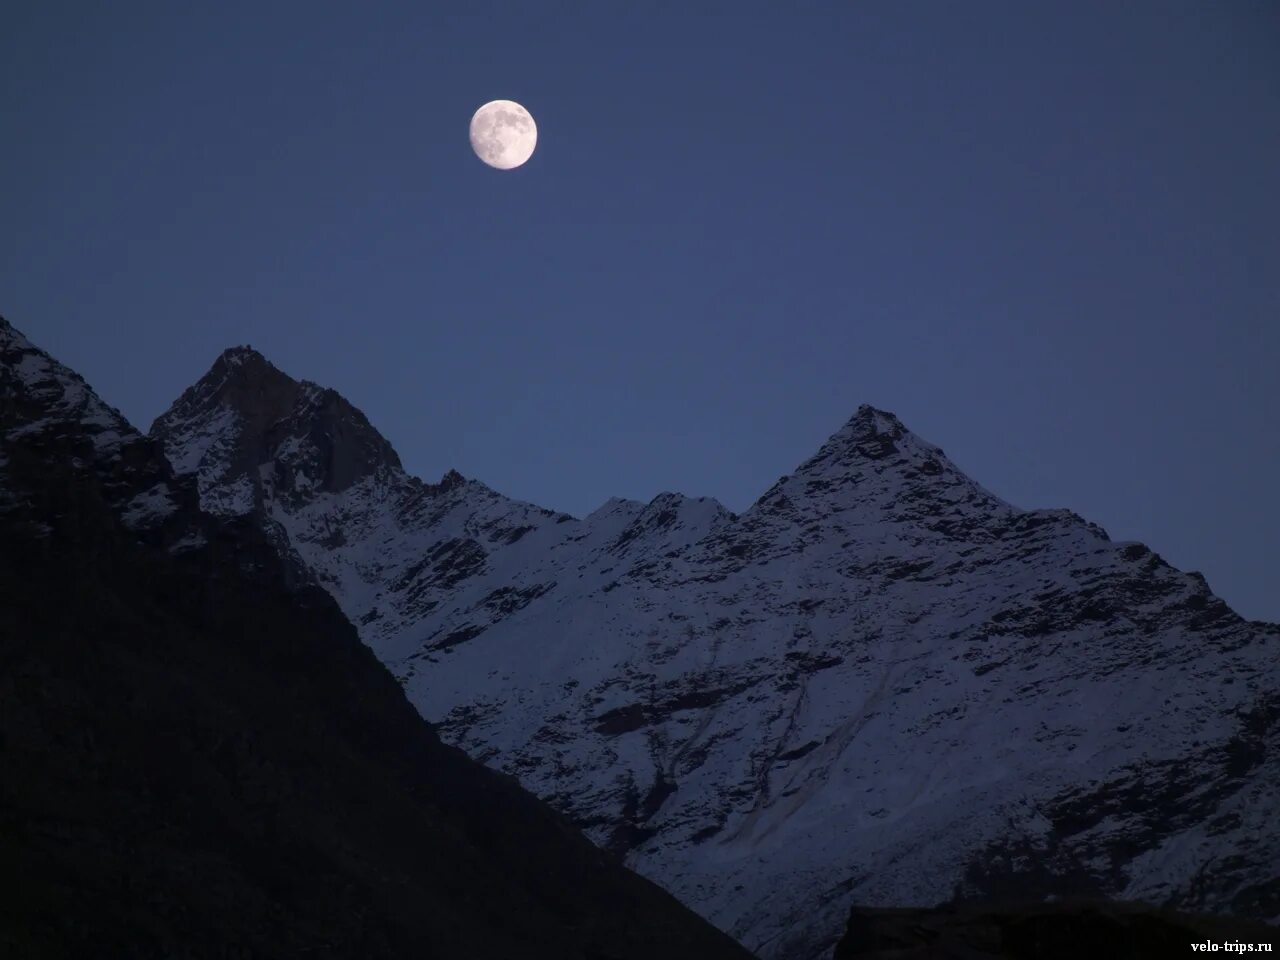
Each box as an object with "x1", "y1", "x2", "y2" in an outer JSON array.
[{"x1": 3, "y1": 2, "x2": 1277, "y2": 620}]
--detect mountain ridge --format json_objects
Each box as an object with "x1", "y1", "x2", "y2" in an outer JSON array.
[
  {"x1": 0, "y1": 315, "x2": 756, "y2": 960},
  {"x1": 149, "y1": 341, "x2": 1279, "y2": 959}
]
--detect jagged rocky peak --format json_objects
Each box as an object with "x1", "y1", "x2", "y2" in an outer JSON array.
[
  {"x1": 434, "y1": 467, "x2": 467, "y2": 492},
  {"x1": 151, "y1": 345, "x2": 403, "y2": 512},
  {"x1": 1, "y1": 314, "x2": 136, "y2": 462},
  {"x1": 742, "y1": 403, "x2": 997, "y2": 531},
  {"x1": 611, "y1": 491, "x2": 734, "y2": 552},
  {"x1": 636, "y1": 491, "x2": 734, "y2": 531},
  {"x1": 1, "y1": 317, "x2": 195, "y2": 541},
  {"x1": 175, "y1": 344, "x2": 299, "y2": 425},
  {"x1": 798, "y1": 403, "x2": 949, "y2": 475}
]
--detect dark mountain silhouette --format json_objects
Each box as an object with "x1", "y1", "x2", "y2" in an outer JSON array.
[{"x1": 0, "y1": 315, "x2": 754, "y2": 960}]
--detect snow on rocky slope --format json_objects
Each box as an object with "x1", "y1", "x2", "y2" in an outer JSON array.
[
  {"x1": 1, "y1": 317, "x2": 186, "y2": 536},
  {"x1": 152, "y1": 346, "x2": 1280, "y2": 960},
  {"x1": 1, "y1": 317, "x2": 755, "y2": 960}
]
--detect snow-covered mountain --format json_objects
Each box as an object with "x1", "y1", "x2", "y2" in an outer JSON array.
[
  {"x1": 152, "y1": 346, "x2": 1280, "y2": 960},
  {"x1": 1, "y1": 316, "x2": 753, "y2": 960}
]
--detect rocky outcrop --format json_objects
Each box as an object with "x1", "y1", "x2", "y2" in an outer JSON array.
[{"x1": 150, "y1": 345, "x2": 403, "y2": 515}]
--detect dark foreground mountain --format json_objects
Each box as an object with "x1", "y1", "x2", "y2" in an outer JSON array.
[
  {"x1": 0, "y1": 316, "x2": 754, "y2": 960},
  {"x1": 834, "y1": 900, "x2": 1277, "y2": 959},
  {"x1": 151, "y1": 345, "x2": 1280, "y2": 959}
]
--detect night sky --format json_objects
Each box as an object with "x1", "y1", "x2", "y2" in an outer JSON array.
[{"x1": 3, "y1": 2, "x2": 1277, "y2": 620}]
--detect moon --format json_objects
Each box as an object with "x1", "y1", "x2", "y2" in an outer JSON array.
[{"x1": 469, "y1": 100, "x2": 537, "y2": 170}]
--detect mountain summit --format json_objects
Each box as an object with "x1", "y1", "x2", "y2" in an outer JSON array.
[
  {"x1": 151, "y1": 348, "x2": 404, "y2": 515},
  {"x1": 152, "y1": 346, "x2": 1280, "y2": 960}
]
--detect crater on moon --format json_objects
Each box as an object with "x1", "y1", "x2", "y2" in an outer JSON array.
[{"x1": 469, "y1": 100, "x2": 537, "y2": 170}]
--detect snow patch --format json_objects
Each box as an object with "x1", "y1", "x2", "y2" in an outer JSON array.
[
  {"x1": 121, "y1": 482, "x2": 178, "y2": 529},
  {"x1": 168, "y1": 530, "x2": 208, "y2": 554}
]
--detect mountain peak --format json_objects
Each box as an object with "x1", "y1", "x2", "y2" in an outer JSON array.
[
  {"x1": 213, "y1": 343, "x2": 274, "y2": 373},
  {"x1": 1, "y1": 316, "x2": 135, "y2": 461},
  {"x1": 840, "y1": 402, "x2": 907, "y2": 443},
  {"x1": 741, "y1": 403, "x2": 994, "y2": 527},
  {"x1": 433, "y1": 468, "x2": 467, "y2": 492},
  {"x1": 213, "y1": 344, "x2": 297, "y2": 399},
  {"x1": 219, "y1": 343, "x2": 265, "y2": 360},
  {"x1": 153, "y1": 346, "x2": 299, "y2": 438},
  {"x1": 796, "y1": 403, "x2": 940, "y2": 476},
  {"x1": 850, "y1": 402, "x2": 900, "y2": 427},
  {"x1": 151, "y1": 346, "x2": 402, "y2": 510}
]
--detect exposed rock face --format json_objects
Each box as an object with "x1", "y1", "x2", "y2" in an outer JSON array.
[
  {"x1": 834, "y1": 901, "x2": 1277, "y2": 959},
  {"x1": 0, "y1": 317, "x2": 755, "y2": 960},
  {"x1": 151, "y1": 346, "x2": 403, "y2": 514},
  {"x1": 152, "y1": 345, "x2": 1280, "y2": 959}
]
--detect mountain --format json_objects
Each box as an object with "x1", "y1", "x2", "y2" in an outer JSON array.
[
  {"x1": 152, "y1": 345, "x2": 1280, "y2": 960},
  {"x1": 0, "y1": 316, "x2": 755, "y2": 960}
]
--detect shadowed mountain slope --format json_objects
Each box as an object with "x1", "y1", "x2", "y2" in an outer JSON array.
[{"x1": 0, "y1": 316, "x2": 754, "y2": 960}]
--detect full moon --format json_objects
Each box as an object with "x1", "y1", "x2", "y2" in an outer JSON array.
[{"x1": 469, "y1": 100, "x2": 537, "y2": 170}]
